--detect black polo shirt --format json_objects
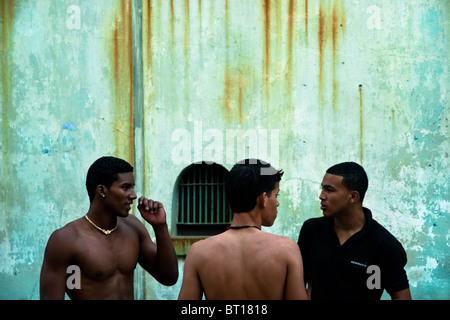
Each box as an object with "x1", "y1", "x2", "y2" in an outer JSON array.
[{"x1": 297, "y1": 207, "x2": 409, "y2": 300}]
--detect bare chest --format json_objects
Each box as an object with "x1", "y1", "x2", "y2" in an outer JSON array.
[{"x1": 73, "y1": 229, "x2": 140, "y2": 281}]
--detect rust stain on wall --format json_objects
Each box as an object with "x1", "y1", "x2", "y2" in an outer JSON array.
[
  {"x1": 318, "y1": 3, "x2": 326, "y2": 104},
  {"x1": 223, "y1": 66, "x2": 250, "y2": 123},
  {"x1": 0, "y1": 1, "x2": 15, "y2": 205},
  {"x1": 197, "y1": 0, "x2": 203, "y2": 60},
  {"x1": 184, "y1": 0, "x2": 190, "y2": 56},
  {"x1": 1, "y1": 1, "x2": 14, "y2": 118},
  {"x1": 304, "y1": 0, "x2": 308, "y2": 42},
  {"x1": 198, "y1": 0, "x2": 202, "y2": 24},
  {"x1": 223, "y1": 30, "x2": 256, "y2": 127},
  {"x1": 317, "y1": 1, "x2": 346, "y2": 110},
  {"x1": 223, "y1": 0, "x2": 234, "y2": 119},
  {"x1": 145, "y1": 0, "x2": 152, "y2": 78},
  {"x1": 262, "y1": 0, "x2": 271, "y2": 110},
  {"x1": 170, "y1": 0, "x2": 175, "y2": 45},
  {"x1": 110, "y1": 0, "x2": 135, "y2": 165},
  {"x1": 286, "y1": 0, "x2": 296, "y2": 110},
  {"x1": 332, "y1": 1, "x2": 345, "y2": 110},
  {"x1": 224, "y1": 66, "x2": 231, "y2": 117}
]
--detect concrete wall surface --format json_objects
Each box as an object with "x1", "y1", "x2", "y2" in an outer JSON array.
[{"x1": 1, "y1": 0, "x2": 449, "y2": 299}]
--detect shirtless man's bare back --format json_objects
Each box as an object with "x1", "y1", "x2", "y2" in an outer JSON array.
[
  {"x1": 178, "y1": 159, "x2": 307, "y2": 300},
  {"x1": 40, "y1": 156, "x2": 178, "y2": 299}
]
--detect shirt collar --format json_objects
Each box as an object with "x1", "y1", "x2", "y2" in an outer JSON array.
[{"x1": 326, "y1": 207, "x2": 373, "y2": 239}]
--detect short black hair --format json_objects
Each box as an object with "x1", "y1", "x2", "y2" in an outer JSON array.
[
  {"x1": 326, "y1": 161, "x2": 368, "y2": 202},
  {"x1": 85, "y1": 156, "x2": 134, "y2": 202},
  {"x1": 225, "y1": 159, "x2": 284, "y2": 213}
]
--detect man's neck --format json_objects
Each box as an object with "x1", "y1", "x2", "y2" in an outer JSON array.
[
  {"x1": 332, "y1": 207, "x2": 365, "y2": 245},
  {"x1": 334, "y1": 206, "x2": 365, "y2": 233},
  {"x1": 86, "y1": 204, "x2": 118, "y2": 230},
  {"x1": 230, "y1": 211, "x2": 261, "y2": 229}
]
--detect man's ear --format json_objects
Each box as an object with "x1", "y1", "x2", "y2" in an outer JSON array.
[
  {"x1": 96, "y1": 185, "x2": 107, "y2": 199},
  {"x1": 257, "y1": 192, "x2": 268, "y2": 208},
  {"x1": 349, "y1": 191, "x2": 360, "y2": 204}
]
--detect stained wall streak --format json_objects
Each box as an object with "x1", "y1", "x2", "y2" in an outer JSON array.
[
  {"x1": 198, "y1": 0, "x2": 202, "y2": 59},
  {"x1": 317, "y1": 0, "x2": 345, "y2": 110},
  {"x1": 286, "y1": 0, "x2": 296, "y2": 110},
  {"x1": 318, "y1": 2, "x2": 326, "y2": 105},
  {"x1": 110, "y1": 0, "x2": 135, "y2": 165},
  {"x1": 143, "y1": 0, "x2": 152, "y2": 171},
  {"x1": 184, "y1": 0, "x2": 191, "y2": 111},
  {"x1": 304, "y1": 0, "x2": 308, "y2": 42},
  {"x1": 1, "y1": 1, "x2": 14, "y2": 138},
  {"x1": 0, "y1": 0, "x2": 15, "y2": 226},
  {"x1": 331, "y1": 1, "x2": 345, "y2": 110},
  {"x1": 145, "y1": 0, "x2": 152, "y2": 78},
  {"x1": 184, "y1": 0, "x2": 190, "y2": 55},
  {"x1": 223, "y1": 0, "x2": 232, "y2": 117},
  {"x1": 262, "y1": 0, "x2": 271, "y2": 110},
  {"x1": 170, "y1": 0, "x2": 175, "y2": 45}
]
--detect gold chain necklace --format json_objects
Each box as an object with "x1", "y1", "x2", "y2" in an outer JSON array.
[{"x1": 85, "y1": 214, "x2": 118, "y2": 235}]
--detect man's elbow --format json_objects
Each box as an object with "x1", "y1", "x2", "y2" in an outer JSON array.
[{"x1": 158, "y1": 268, "x2": 179, "y2": 286}]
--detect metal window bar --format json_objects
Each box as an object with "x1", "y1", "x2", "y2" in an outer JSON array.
[{"x1": 178, "y1": 164, "x2": 231, "y2": 226}]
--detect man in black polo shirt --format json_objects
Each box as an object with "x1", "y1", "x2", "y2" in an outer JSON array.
[{"x1": 297, "y1": 162, "x2": 411, "y2": 300}]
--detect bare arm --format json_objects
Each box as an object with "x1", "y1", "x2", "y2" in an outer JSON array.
[
  {"x1": 178, "y1": 242, "x2": 203, "y2": 300},
  {"x1": 284, "y1": 240, "x2": 308, "y2": 300},
  {"x1": 40, "y1": 230, "x2": 72, "y2": 300},
  {"x1": 390, "y1": 288, "x2": 412, "y2": 300},
  {"x1": 136, "y1": 197, "x2": 178, "y2": 286}
]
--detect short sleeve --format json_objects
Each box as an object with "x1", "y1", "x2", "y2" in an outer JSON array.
[{"x1": 381, "y1": 240, "x2": 410, "y2": 294}]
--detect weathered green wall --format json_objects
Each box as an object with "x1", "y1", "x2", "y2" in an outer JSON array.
[{"x1": 1, "y1": 0, "x2": 449, "y2": 299}]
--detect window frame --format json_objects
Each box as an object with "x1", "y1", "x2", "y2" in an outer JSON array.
[{"x1": 171, "y1": 162, "x2": 232, "y2": 254}]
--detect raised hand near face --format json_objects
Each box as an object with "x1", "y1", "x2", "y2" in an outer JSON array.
[{"x1": 137, "y1": 196, "x2": 167, "y2": 228}]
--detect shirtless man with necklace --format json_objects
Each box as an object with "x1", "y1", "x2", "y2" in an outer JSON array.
[
  {"x1": 178, "y1": 159, "x2": 307, "y2": 300},
  {"x1": 40, "y1": 156, "x2": 178, "y2": 299}
]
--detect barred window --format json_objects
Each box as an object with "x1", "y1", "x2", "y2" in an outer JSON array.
[{"x1": 175, "y1": 162, "x2": 232, "y2": 236}]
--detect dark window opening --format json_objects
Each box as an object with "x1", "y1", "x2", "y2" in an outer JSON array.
[{"x1": 175, "y1": 162, "x2": 232, "y2": 236}]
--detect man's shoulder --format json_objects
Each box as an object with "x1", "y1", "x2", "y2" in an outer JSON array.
[
  {"x1": 185, "y1": 234, "x2": 223, "y2": 262},
  {"x1": 189, "y1": 232, "x2": 225, "y2": 251},
  {"x1": 121, "y1": 213, "x2": 144, "y2": 229},
  {"x1": 44, "y1": 218, "x2": 85, "y2": 256},
  {"x1": 115, "y1": 214, "x2": 150, "y2": 239},
  {"x1": 272, "y1": 235, "x2": 301, "y2": 256},
  {"x1": 297, "y1": 216, "x2": 329, "y2": 247},
  {"x1": 369, "y1": 217, "x2": 404, "y2": 248},
  {"x1": 263, "y1": 232, "x2": 298, "y2": 247},
  {"x1": 50, "y1": 218, "x2": 83, "y2": 239}
]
